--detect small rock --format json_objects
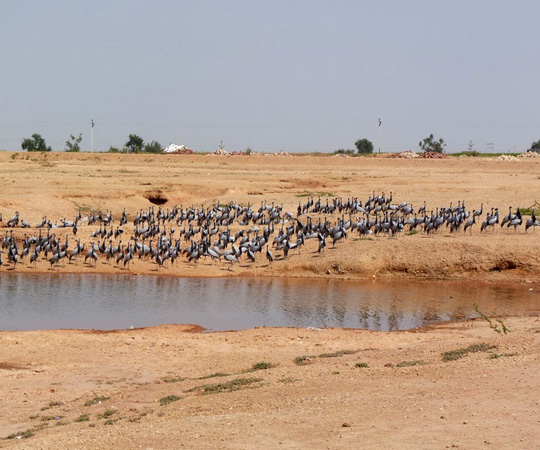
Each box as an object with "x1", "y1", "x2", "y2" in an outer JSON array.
[{"x1": 342, "y1": 422, "x2": 352, "y2": 427}]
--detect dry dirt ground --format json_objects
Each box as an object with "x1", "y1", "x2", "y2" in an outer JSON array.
[
  {"x1": 1, "y1": 153, "x2": 540, "y2": 449},
  {"x1": 1, "y1": 319, "x2": 540, "y2": 449}
]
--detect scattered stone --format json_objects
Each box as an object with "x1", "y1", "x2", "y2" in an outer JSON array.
[
  {"x1": 518, "y1": 151, "x2": 540, "y2": 158},
  {"x1": 399, "y1": 150, "x2": 419, "y2": 159},
  {"x1": 495, "y1": 154, "x2": 519, "y2": 161}
]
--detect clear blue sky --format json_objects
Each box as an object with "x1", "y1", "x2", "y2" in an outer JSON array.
[{"x1": 1, "y1": 1, "x2": 538, "y2": 153}]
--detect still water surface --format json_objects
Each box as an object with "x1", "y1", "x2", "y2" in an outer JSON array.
[{"x1": 0, "y1": 273, "x2": 538, "y2": 331}]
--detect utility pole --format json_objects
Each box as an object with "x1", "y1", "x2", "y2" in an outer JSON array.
[
  {"x1": 377, "y1": 118, "x2": 382, "y2": 154},
  {"x1": 90, "y1": 119, "x2": 95, "y2": 152}
]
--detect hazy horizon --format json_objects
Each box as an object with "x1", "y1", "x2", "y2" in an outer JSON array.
[{"x1": 1, "y1": 1, "x2": 539, "y2": 154}]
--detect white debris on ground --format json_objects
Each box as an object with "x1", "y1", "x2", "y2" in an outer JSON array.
[
  {"x1": 163, "y1": 144, "x2": 194, "y2": 154},
  {"x1": 264, "y1": 151, "x2": 291, "y2": 157},
  {"x1": 399, "y1": 150, "x2": 419, "y2": 159},
  {"x1": 519, "y1": 151, "x2": 540, "y2": 158},
  {"x1": 495, "y1": 154, "x2": 519, "y2": 161},
  {"x1": 333, "y1": 153, "x2": 349, "y2": 157},
  {"x1": 213, "y1": 149, "x2": 230, "y2": 156}
]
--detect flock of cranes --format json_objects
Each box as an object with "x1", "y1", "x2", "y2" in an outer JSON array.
[{"x1": 0, "y1": 192, "x2": 538, "y2": 271}]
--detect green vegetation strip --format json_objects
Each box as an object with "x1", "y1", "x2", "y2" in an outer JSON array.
[
  {"x1": 84, "y1": 396, "x2": 110, "y2": 407},
  {"x1": 185, "y1": 377, "x2": 263, "y2": 395},
  {"x1": 197, "y1": 372, "x2": 230, "y2": 380},
  {"x1": 97, "y1": 409, "x2": 117, "y2": 419},
  {"x1": 489, "y1": 352, "x2": 518, "y2": 359},
  {"x1": 160, "y1": 395, "x2": 182, "y2": 405},
  {"x1": 318, "y1": 350, "x2": 358, "y2": 358},
  {"x1": 442, "y1": 343, "x2": 497, "y2": 362},
  {"x1": 395, "y1": 360, "x2": 426, "y2": 368},
  {"x1": 5, "y1": 429, "x2": 35, "y2": 440}
]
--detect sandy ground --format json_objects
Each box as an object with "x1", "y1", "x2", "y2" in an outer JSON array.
[
  {"x1": 1, "y1": 152, "x2": 540, "y2": 448},
  {"x1": 1, "y1": 319, "x2": 540, "y2": 449}
]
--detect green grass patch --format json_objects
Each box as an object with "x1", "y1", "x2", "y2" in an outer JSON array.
[
  {"x1": 197, "y1": 372, "x2": 230, "y2": 380},
  {"x1": 84, "y1": 396, "x2": 110, "y2": 407},
  {"x1": 519, "y1": 207, "x2": 534, "y2": 216},
  {"x1": 4, "y1": 429, "x2": 34, "y2": 440},
  {"x1": 162, "y1": 377, "x2": 186, "y2": 383},
  {"x1": 295, "y1": 191, "x2": 335, "y2": 198},
  {"x1": 104, "y1": 417, "x2": 122, "y2": 425},
  {"x1": 318, "y1": 349, "x2": 358, "y2": 358},
  {"x1": 245, "y1": 361, "x2": 276, "y2": 372},
  {"x1": 41, "y1": 415, "x2": 63, "y2": 422},
  {"x1": 405, "y1": 229, "x2": 419, "y2": 236},
  {"x1": 442, "y1": 343, "x2": 497, "y2": 362},
  {"x1": 40, "y1": 401, "x2": 62, "y2": 411},
  {"x1": 185, "y1": 377, "x2": 263, "y2": 395},
  {"x1": 489, "y1": 352, "x2": 518, "y2": 359},
  {"x1": 294, "y1": 355, "x2": 316, "y2": 365},
  {"x1": 355, "y1": 362, "x2": 369, "y2": 368},
  {"x1": 395, "y1": 360, "x2": 426, "y2": 368},
  {"x1": 76, "y1": 414, "x2": 90, "y2": 422},
  {"x1": 159, "y1": 395, "x2": 182, "y2": 405},
  {"x1": 97, "y1": 409, "x2": 117, "y2": 419}
]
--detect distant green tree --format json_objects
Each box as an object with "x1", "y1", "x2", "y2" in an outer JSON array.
[
  {"x1": 65, "y1": 133, "x2": 82, "y2": 152},
  {"x1": 107, "y1": 146, "x2": 121, "y2": 153},
  {"x1": 531, "y1": 139, "x2": 540, "y2": 152},
  {"x1": 144, "y1": 140, "x2": 163, "y2": 154},
  {"x1": 125, "y1": 134, "x2": 144, "y2": 153},
  {"x1": 354, "y1": 138, "x2": 374, "y2": 154},
  {"x1": 419, "y1": 134, "x2": 446, "y2": 153},
  {"x1": 21, "y1": 133, "x2": 52, "y2": 152},
  {"x1": 334, "y1": 148, "x2": 355, "y2": 155}
]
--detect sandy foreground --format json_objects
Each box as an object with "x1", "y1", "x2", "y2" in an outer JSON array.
[{"x1": 1, "y1": 152, "x2": 540, "y2": 448}]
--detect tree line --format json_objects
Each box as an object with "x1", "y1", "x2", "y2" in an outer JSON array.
[
  {"x1": 20, "y1": 133, "x2": 163, "y2": 153},
  {"x1": 18, "y1": 133, "x2": 540, "y2": 154}
]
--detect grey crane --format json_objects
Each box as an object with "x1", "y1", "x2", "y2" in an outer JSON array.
[
  {"x1": 266, "y1": 245, "x2": 274, "y2": 266},
  {"x1": 463, "y1": 210, "x2": 476, "y2": 234},
  {"x1": 526, "y1": 210, "x2": 540, "y2": 233},
  {"x1": 224, "y1": 253, "x2": 239, "y2": 270}
]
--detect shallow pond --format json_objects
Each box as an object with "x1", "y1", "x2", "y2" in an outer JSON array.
[{"x1": 0, "y1": 274, "x2": 538, "y2": 331}]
